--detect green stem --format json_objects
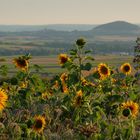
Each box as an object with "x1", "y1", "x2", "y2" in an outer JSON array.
[
  {"x1": 131, "y1": 119, "x2": 134, "y2": 139},
  {"x1": 76, "y1": 45, "x2": 82, "y2": 83}
]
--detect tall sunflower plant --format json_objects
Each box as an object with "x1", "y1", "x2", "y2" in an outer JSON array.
[
  {"x1": 59, "y1": 38, "x2": 94, "y2": 84},
  {"x1": 57, "y1": 39, "x2": 96, "y2": 123},
  {"x1": 8, "y1": 53, "x2": 47, "y2": 112}
]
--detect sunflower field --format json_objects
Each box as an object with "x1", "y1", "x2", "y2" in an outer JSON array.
[{"x1": 0, "y1": 38, "x2": 140, "y2": 140}]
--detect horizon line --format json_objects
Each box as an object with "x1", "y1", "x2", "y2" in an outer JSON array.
[{"x1": 0, "y1": 20, "x2": 140, "y2": 26}]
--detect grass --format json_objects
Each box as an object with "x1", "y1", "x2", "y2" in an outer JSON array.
[{"x1": 94, "y1": 35, "x2": 136, "y2": 42}]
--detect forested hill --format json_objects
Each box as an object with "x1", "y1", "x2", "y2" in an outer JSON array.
[
  {"x1": 92, "y1": 21, "x2": 140, "y2": 35},
  {"x1": 0, "y1": 21, "x2": 140, "y2": 42}
]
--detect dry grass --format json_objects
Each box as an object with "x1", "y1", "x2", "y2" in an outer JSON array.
[
  {"x1": 0, "y1": 54, "x2": 133, "y2": 77},
  {"x1": 94, "y1": 35, "x2": 136, "y2": 42}
]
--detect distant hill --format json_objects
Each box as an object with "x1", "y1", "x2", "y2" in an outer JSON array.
[
  {"x1": 0, "y1": 25, "x2": 48, "y2": 32},
  {"x1": 46, "y1": 24, "x2": 97, "y2": 31},
  {"x1": 92, "y1": 21, "x2": 140, "y2": 35},
  {"x1": 0, "y1": 21, "x2": 140, "y2": 42},
  {"x1": 0, "y1": 21, "x2": 139, "y2": 35},
  {"x1": 0, "y1": 24, "x2": 97, "y2": 32}
]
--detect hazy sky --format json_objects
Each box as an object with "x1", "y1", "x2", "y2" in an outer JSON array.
[{"x1": 0, "y1": 0, "x2": 139, "y2": 25}]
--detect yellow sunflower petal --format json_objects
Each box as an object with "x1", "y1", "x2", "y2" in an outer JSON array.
[
  {"x1": 120, "y1": 63, "x2": 132, "y2": 75},
  {"x1": 98, "y1": 63, "x2": 110, "y2": 78},
  {"x1": 59, "y1": 54, "x2": 69, "y2": 65},
  {"x1": 33, "y1": 115, "x2": 46, "y2": 133},
  {"x1": 121, "y1": 101, "x2": 139, "y2": 117},
  {"x1": 0, "y1": 88, "x2": 8, "y2": 111},
  {"x1": 13, "y1": 57, "x2": 28, "y2": 71}
]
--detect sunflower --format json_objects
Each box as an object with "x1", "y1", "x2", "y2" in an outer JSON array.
[
  {"x1": 111, "y1": 78, "x2": 117, "y2": 84},
  {"x1": 81, "y1": 78, "x2": 88, "y2": 86},
  {"x1": 73, "y1": 90, "x2": 83, "y2": 107},
  {"x1": 76, "y1": 90, "x2": 83, "y2": 97},
  {"x1": 60, "y1": 73, "x2": 68, "y2": 82},
  {"x1": 0, "y1": 88, "x2": 8, "y2": 111},
  {"x1": 42, "y1": 91, "x2": 52, "y2": 100},
  {"x1": 59, "y1": 54, "x2": 69, "y2": 65},
  {"x1": 13, "y1": 57, "x2": 28, "y2": 71},
  {"x1": 33, "y1": 115, "x2": 46, "y2": 133},
  {"x1": 41, "y1": 92, "x2": 48, "y2": 100},
  {"x1": 110, "y1": 69, "x2": 115, "y2": 75},
  {"x1": 121, "y1": 101, "x2": 139, "y2": 117},
  {"x1": 120, "y1": 63, "x2": 131, "y2": 75},
  {"x1": 52, "y1": 80, "x2": 59, "y2": 89},
  {"x1": 20, "y1": 81, "x2": 28, "y2": 88},
  {"x1": 98, "y1": 63, "x2": 110, "y2": 78},
  {"x1": 81, "y1": 78, "x2": 95, "y2": 87},
  {"x1": 62, "y1": 83, "x2": 69, "y2": 93}
]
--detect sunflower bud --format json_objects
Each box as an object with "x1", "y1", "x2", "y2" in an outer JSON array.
[{"x1": 76, "y1": 38, "x2": 86, "y2": 46}]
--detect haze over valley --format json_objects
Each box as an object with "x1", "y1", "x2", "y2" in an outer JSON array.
[{"x1": 0, "y1": 21, "x2": 139, "y2": 56}]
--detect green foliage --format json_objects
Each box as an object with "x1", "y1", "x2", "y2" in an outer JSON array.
[
  {"x1": 0, "y1": 39, "x2": 140, "y2": 139},
  {"x1": 0, "y1": 65, "x2": 8, "y2": 76}
]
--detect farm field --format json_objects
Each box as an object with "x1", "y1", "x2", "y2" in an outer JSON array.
[{"x1": 0, "y1": 54, "x2": 133, "y2": 76}]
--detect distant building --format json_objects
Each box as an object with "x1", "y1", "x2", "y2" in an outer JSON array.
[{"x1": 119, "y1": 52, "x2": 129, "y2": 56}]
